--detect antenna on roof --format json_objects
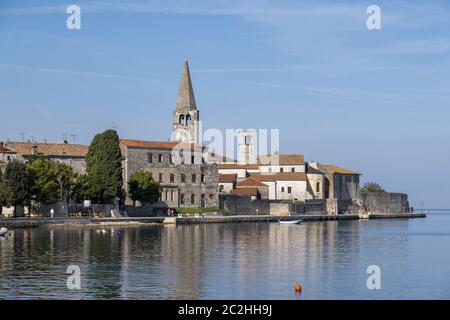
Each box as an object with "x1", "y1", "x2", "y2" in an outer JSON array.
[
  {"x1": 70, "y1": 134, "x2": 77, "y2": 144},
  {"x1": 19, "y1": 133, "x2": 25, "y2": 142}
]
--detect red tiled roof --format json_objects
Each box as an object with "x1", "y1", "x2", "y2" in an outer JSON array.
[
  {"x1": 0, "y1": 143, "x2": 15, "y2": 153},
  {"x1": 4, "y1": 142, "x2": 88, "y2": 157},
  {"x1": 219, "y1": 173, "x2": 237, "y2": 183},
  {"x1": 258, "y1": 154, "x2": 305, "y2": 166},
  {"x1": 250, "y1": 172, "x2": 307, "y2": 182},
  {"x1": 319, "y1": 164, "x2": 360, "y2": 175},
  {"x1": 218, "y1": 163, "x2": 259, "y2": 170},
  {"x1": 230, "y1": 187, "x2": 259, "y2": 197},
  {"x1": 120, "y1": 139, "x2": 204, "y2": 150},
  {"x1": 236, "y1": 177, "x2": 268, "y2": 187}
]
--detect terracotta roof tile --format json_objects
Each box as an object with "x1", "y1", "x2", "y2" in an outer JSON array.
[
  {"x1": 0, "y1": 143, "x2": 15, "y2": 153},
  {"x1": 219, "y1": 173, "x2": 237, "y2": 183},
  {"x1": 258, "y1": 154, "x2": 305, "y2": 166},
  {"x1": 319, "y1": 164, "x2": 360, "y2": 175},
  {"x1": 236, "y1": 177, "x2": 268, "y2": 187},
  {"x1": 230, "y1": 187, "x2": 259, "y2": 196},
  {"x1": 218, "y1": 163, "x2": 259, "y2": 170},
  {"x1": 120, "y1": 139, "x2": 204, "y2": 150},
  {"x1": 4, "y1": 142, "x2": 88, "y2": 157},
  {"x1": 250, "y1": 172, "x2": 307, "y2": 182}
]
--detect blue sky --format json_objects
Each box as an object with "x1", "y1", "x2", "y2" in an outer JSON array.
[{"x1": 1, "y1": 0, "x2": 450, "y2": 208}]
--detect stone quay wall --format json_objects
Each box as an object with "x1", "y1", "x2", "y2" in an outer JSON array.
[{"x1": 359, "y1": 192, "x2": 410, "y2": 214}]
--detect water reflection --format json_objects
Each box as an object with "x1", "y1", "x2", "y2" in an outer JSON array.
[{"x1": 0, "y1": 215, "x2": 448, "y2": 299}]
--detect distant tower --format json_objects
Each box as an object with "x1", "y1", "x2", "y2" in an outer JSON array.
[
  {"x1": 238, "y1": 130, "x2": 256, "y2": 164},
  {"x1": 172, "y1": 59, "x2": 199, "y2": 144}
]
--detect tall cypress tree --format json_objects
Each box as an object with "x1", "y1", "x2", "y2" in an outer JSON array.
[
  {"x1": 85, "y1": 129, "x2": 123, "y2": 203},
  {"x1": 3, "y1": 160, "x2": 33, "y2": 216}
]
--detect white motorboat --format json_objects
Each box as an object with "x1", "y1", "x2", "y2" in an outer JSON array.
[
  {"x1": 279, "y1": 219, "x2": 303, "y2": 225},
  {"x1": 0, "y1": 227, "x2": 8, "y2": 236}
]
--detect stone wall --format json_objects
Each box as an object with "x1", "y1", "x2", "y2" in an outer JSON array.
[
  {"x1": 220, "y1": 195, "x2": 327, "y2": 215},
  {"x1": 359, "y1": 192, "x2": 410, "y2": 214},
  {"x1": 290, "y1": 200, "x2": 326, "y2": 215},
  {"x1": 219, "y1": 194, "x2": 270, "y2": 215},
  {"x1": 121, "y1": 145, "x2": 219, "y2": 208}
]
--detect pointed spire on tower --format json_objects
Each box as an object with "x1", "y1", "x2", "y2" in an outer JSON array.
[{"x1": 176, "y1": 59, "x2": 197, "y2": 110}]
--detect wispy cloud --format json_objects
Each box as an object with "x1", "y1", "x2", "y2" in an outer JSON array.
[{"x1": 0, "y1": 64, "x2": 153, "y2": 81}]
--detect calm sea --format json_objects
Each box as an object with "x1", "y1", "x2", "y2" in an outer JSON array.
[{"x1": 1, "y1": 210, "x2": 449, "y2": 299}]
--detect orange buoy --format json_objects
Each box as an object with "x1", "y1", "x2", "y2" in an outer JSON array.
[{"x1": 294, "y1": 282, "x2": 302, "y2": 294}]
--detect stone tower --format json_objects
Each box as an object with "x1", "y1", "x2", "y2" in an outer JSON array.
[
  {"x1": 238, "y1": 130, "x2": 256, "y2": 164},
  {"x1": 172, "y1": 59, "x2": 199, "y2": 144}
]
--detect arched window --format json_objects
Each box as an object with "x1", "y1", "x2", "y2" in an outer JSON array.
[
  {"x1": 316, "y1": 181, "x2": 321, "y2": 193},
  {"x1": 191, "y1": 194, "x2": 195, "y2": 204},
  {"x1": 170, "y1": 174, "x2": 174, "y2": 183},
  {"x1": 179, "y1": 114, "x2": 185, "y2": 125},
  {"x1": 186, "y1": 114, "x2": 192, "y2": 125}
]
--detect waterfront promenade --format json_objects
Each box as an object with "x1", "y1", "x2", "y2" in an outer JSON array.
[{"x1": 0, "y1": 213, "x2": 426, "y2": 228}]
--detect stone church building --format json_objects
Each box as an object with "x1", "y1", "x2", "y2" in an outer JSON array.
[{"x1": 120, "y1": 60, "x2": 219, "y2": 208}]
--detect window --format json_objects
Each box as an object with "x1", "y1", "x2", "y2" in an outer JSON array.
[
  {"x1": 170, "y1": 174, "x2": 174, "y2": 183},
  {"x1": 171, "y1": 190, "x2": 174, "y2": 202},
  {"x1": 191, "y1": 194, "x2": 195, "y2": 204},
  {"x1": 181, "y1": 174, "x2": 186, "y2": 183},
  {"x1": 201, "y1": 174, "x2": 205, "y2": 183},
  {"x1": 316, "y1": 182, "x2": 321, "y2": 193},
  {"x1": 280, "y1": 167, "x2": 284, "y2": 172},
  {"x1": 180, "y1": 194, "x2": 185, "y2": 205},
  {"x1": 158, "y1": 154, "x2": 163, "y2": 163},
  {"x1": 219, "y1": 185, "x2": 224, "y2": 192},
  {"x1": 165, "y1": 190, "x2": 168, "y2": 200},
  {"x1": 291, "y1": 167, "x2": 295, "y2": 172},
  {"x1": 288, "y1": 187, "x2": 292, "y2": 194},
  {"x1": 159, "y1": 173, "x2": 163, "y2": 182},
  {"x1": 191, "y1": 155, "x2": 195, "y2": 164},
  {"x1": 147, "y1": 153, "x2": 153, "y2": 163},
  {"x1": 281, "y1": 187, "x2": 285, "y2": 192},
  {"x1": 179, "y1": 114, "x2": 185, "y2": 125},
  {"x1": 209, "y1": 194, "x2": 213, "y2": 199},
  {"x1": 169, "y1": 154, "x2": 172, "y2": 163},
  {"x1": 192, "y1": 174, "x2": 196, "y2": 183},
  {"x1": 244, "y1": 136, "x2": 251, "y2": 145},
  {"x1": 201, "y1": 194, "x2": 205, "y2": 208}
]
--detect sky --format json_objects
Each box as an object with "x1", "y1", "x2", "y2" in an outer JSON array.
[{"x1": 1, "y1": 0, "x2": 450, "y2": 208}]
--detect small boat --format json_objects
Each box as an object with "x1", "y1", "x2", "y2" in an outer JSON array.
[
  {"x1": 0, "y1": 227, "x2": 8, "y2": 236},
  {"x1": 279, "y1": 219, "x2": 303, "y2": 225}
]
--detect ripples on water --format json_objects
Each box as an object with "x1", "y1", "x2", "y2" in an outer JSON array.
[{"x1": 1, "y1": 211, "x2": 450, "y2": 300}]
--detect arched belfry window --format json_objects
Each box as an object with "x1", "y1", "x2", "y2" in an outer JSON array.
[
  {"x1": 186, "y1": 114, "x2": 192, "y2": 125},
  {"x1": 316, "y1": 182, "x2": 321, "y2": 193},
  {"x1": 179, "y1": 114, "x2": 185, "y2": 125}
]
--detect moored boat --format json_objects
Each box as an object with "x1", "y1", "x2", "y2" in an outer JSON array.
[
  {"x1": 279, "y1": 219, "x2": 303, "y2": 225},
  {"x1": 0, "y1": 227, "x2": 8, "y2": 236}
]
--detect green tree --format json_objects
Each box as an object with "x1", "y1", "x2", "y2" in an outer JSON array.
[
  {"x1": 3, "y1": 160, "x2": 33, "y2": 216},
  {"x1": 70, "y1": 174, "x2": 89, "y2": 204},
  {"x1": 361, "y1": 181, "x2": 385, "y2": 193},
  {"x1": 0, "y1": 169, "x2": 7, "y2": 214},
  {"x1": 27, "y1": 158, "x2": 59, "y2": 205},
  {"x1": 52, "y1": 162, "x2": 76, "y2": 202},
  {"x1": 128, "y1": 171, "x2": 162, "y2": 206},
  {"x1": 85, "y1": 129, "x2": 123, "y2": 203}
]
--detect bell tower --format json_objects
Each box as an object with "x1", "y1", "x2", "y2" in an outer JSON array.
[{"x1": 172, "y1": 59, "x2": 199, "y2": 144}]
